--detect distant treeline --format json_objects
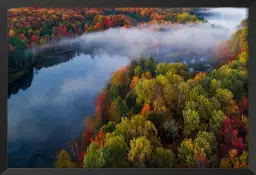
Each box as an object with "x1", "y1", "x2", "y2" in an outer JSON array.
[{"x1": 8, "y1": 8, "x2": 205, "y2": 83}]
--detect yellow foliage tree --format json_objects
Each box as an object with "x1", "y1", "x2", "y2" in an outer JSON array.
[
  {"x1": 9, "y1": 29, "x2": 15, "y2": 37},
  {"x1": 55, "y1": 149, "x2": 77, "y2": 168},
  {"x1": 193, "y1": 72, "x2": 206, "y2": 83}
]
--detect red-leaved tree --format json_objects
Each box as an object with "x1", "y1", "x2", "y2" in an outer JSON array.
[
  {"x1": 95, "y1": 93, "x2": 105, "y2": 123},
  {"x1": 217, "y1": 116, "x2": 247, "y2": 158}
]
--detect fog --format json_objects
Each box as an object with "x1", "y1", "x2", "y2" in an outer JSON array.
[
  {"x1": 31, "y1": 23, "x2": 229, "y2": 65},
  {"x1": 77, "y1": 23, "x2": 228, "y2": 60},
  {"x1": 195, "y1": 8, "x2": 248, "y2": 34},
  {"x1": 28, "y1": 8, "x2": 247, "y2": 67},
  {"x1": 8, "y1": 54, "x2": 129, "y2": 142},
  {"x1": 8, "y1": 8, "x2": 248, "y2": 167},
  {"x1": 8, "y1": 53, "x2": 130, "y2": 167},
  {"x1": 27, "y1": 8, "x2": 248, "y2": 66}
]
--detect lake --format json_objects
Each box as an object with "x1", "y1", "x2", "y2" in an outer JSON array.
[{"x1": 7, "y1": 8, "x2": 247, "y2": 168}]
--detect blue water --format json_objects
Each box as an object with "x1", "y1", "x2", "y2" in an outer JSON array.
[
  {"x1": 8, "y1": 54, "x2": 130, "y2": 167},
  {"x1": 7, "y1": 8, "x2": 247, "y2": 168}
]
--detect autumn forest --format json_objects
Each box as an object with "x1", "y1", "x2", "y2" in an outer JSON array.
[{"x1": 8, "y1": 8, "x2": 248, "y2": 168}]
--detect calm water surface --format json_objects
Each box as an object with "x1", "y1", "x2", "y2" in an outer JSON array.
[
  {"x1": 7, "y1": 8, "x2": 247, "y2": 168},
  {"x1": 8, "y1": 54, "x2": 130, "y2": 167}
]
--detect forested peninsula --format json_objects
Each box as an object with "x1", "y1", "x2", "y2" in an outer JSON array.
[{"x1": 8, "y1": 8, "x2": 248, "y2": 168}]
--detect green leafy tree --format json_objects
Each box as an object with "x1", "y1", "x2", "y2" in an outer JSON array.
[
  {"x1": 156, "y1": 62, "x2": 168, "y2": 75},
  {"x1": 102, "y1": 121, "x2": 116, "y2": 134},
  {"x1": 179, "y1": 131, "x2": 215, "y2": 168},
  {"x1": 177, "y1": 13, "x2": 197, "y2": 23},
  {"x1": 152, "y1": 147, "x2": 176, "y2": 168},
  {"x1": 102, "y1": 133, "x2": 129, "y2": 167},
  {"x1": 134, "y1": 65, "x2": 143, "y2": 77},
  {"x1": 146, "y1": 111, "x2": 167, "y2": 128},
  {"x1": 163, "y1": 119, "x2": 179, "y2": 140},
  {"x1": 128, "y1": 136, "x2": 153, "y2": 167},
  {"x1": 196, "y1": 95, "x2": 212, "y2": 121},
  {"x1": 83, "y1": 142, "x2": 105, "y2": 168},
  {"x1": 156, "y1": 74, "x2": 169, "y2": 86},
  {"x1": 189, "y1": 85, "x2": 206, "y2": 102},
  {"x1": 209, "y1": 97, "x2": 221, "y2": 111},
  {"x1": 129, "y1": 60, "x2": 138, "y2": 78},
  {"x1": 115, "y1": 115, "x2": 160, "y2": 147},
  {"x1": 109, "y1": 85, "x2": 120, "y2": 100},
  {"x1": 178, "y1": 139, "x2": 196, "y2": 167},
  {"x1": 238, "y1": 51, "x2": 248, "y2": 67},
  {"x1": 209, "y1": 110, "x2": 227, "y2": 133},
  {"x1": 215, "y1": 88, "x2": 234, "y2": 110},
  {"x1": 193, "y1": 131, "x2": 215, "y2": 157},
  {"x1": 145, "y1": 57, "x2": 155, "y2": 72},
  {"x1": 163, "y1": 84, "x2": 179, "y2": 108},
  {"x1": 125, "y1": 91, "x2": 137, "y2": 109},
  {"x1": 55, "y1": 149, "x2": 77, "y2": 168},
  {"x1": 210, "y1": 79, "x2": 222, "y2": 92},
  {"x1": 107, "y1": 96, "x2": 123, "y2": 122},
  {"x1": 135, "y1": 79, "x2": 157, "y2": 105},
  {"x1": 182, "y1": 109, "x2": 200, "y2": 137},
  {"x1": 166, "y1": 72, "x2": 184, "y2": 84}
]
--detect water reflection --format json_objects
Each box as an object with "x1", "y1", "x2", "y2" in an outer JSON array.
[
  {"x1": 8, "y1": 50, "x2": 80, "y2": 98},
  {"x1": 8, "y1": 8, "x2": 248, "y2": 168},
  {"x1": 8, "y1": 51, "x2": 130, "y2": 167},
  {"x1": 7, "y1": 48, "x2": 217, "y2": 168}
]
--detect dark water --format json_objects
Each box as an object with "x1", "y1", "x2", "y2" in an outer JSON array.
[
  {"x1": 8, "y1": 52, "x2": 130, "y2": 167},
  {"x1": 8, "y1": 8, "x2": 247, "y2": 168}
]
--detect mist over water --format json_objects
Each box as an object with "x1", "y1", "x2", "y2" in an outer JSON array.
[
  {"x1": 75, "y1": 23, "x2": 228, "y2": 61},
  {"x1": 8, "y1": 8, "x2": 248, "y2": 168},
  {"x1": 196, "y1": 8, "x2": 248, "y2": 34},
  {"x1": 31, "y1": 8, "x2": 248, "y2": 65},
  {"x1": 8, "y1": 54, "x2": 130, "y2": 167}
]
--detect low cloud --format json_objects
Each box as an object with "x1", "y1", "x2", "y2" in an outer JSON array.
[
  {"x1": 8, "y1": 7, "x2": 248, "y2": 146},
  {"x1": 75, "y1": 23, "x2": 229, "y2": 60},
  {"x1": 200, "y1": 8, "x2": 248, "y2": 34}
]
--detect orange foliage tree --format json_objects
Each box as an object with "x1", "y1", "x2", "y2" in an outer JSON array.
[
  {"x1": 9, "y1": 29, "x2": 15, "y2": 37},
  {"x1": 141, "y1": 104, "x2": 152, "y2": 116},
  {"x1": 130, "y1": 76, "x2": 139, "y2": 89},
  {"x1": 144, "y1": 71, "x2": 152, "y2": 79},
  {"x1": 91, "y1": 129, "x2": 105, "y2": 147},
  {"x1": 111, "y1": 66, "x2": 129, "y2": 87},
  {"x1": 193, "y1": 72, "x2": 206, "y2": 83}
]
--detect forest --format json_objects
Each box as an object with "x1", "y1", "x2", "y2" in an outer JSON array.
[
  {"x1": 8, "y1": 8, "x2": 205, "y2": 83},
  {"x1": 8, "y1": 8, "x2": 248, "y2": 168},
  {"x1": 56, "y1": 25, "x2": 248, "y2": 168}
]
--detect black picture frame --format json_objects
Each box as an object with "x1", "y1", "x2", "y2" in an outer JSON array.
[{"x1": 1, "y1": 0, "x2": 255, "y2": 175}]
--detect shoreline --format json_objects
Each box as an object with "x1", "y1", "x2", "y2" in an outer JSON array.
[
  {"x1": 8, "y1": 8, "x2": 206, "y2": 86},
  {"x1": 7, "y1": 7, "x2": 248, "y2": 168}
]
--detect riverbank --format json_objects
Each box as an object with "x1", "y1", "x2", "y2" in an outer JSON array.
[
  {"x1": 8, "y1": 8, "x2": 248, "y2": 168},
  {"x1": 9, "y1": 49, "x2": 74, "y2": 84},
  {"x1": 8, "y1": 8, "x2": 206, "y2": 85}
]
